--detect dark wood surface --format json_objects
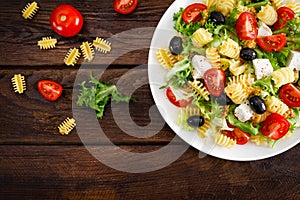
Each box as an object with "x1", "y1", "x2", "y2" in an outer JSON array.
[{"x1": 0, "y1": 0, "x2": 299, "y2": 199}]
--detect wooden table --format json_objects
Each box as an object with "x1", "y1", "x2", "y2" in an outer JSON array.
[{"x1": 0, "y1": 0, "x2": 299, "y2": 199}]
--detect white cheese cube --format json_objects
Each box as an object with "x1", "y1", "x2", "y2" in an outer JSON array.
[
  {"x1": 258, "y1": 22, "x2": 272, "y2": 37},
  {"x1": 253, "y1": 59, "x2": 274, "y2": 80},
  {"x1": 191, "y1": 55, "x2": 212, "y2": 79},
  {"x1": 234, "y1": 103, "x2": 254, "y2": 122},
  {"x1": 287, "y1": 51, "x2": 300, "y2": 71}
]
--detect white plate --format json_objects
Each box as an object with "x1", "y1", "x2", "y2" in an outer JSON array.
[{"x1": 148, "y1": 0, "x2": 300, "y2": 161}]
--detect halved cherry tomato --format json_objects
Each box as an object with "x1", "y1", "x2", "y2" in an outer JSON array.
[
  {"x1": 256, "y1": 33, "x2": 286, "y2": 52},
  {"x1": 222, "y1": 124, "x2": 251, "y2": 145},
  {"x1": 38, "y1": 80, "x2": 63, "y2": 101},
  {"x1": 273, "y1": 7, "x2": 295, "y2": 30},
  {"x1": 182, "y1": 3, "x2": 207, "y2": 24},
  {"x1": 203, "y1": 68, "x2": 226, "y2": 97},
  {"x1": 166, "y1": 87, "x2": 192, "y2": 108},
  {"x1": 236, "y1": 12, "x2": 258, "y2": 40},
  {"x1": 50, "y1": 4, "x2": 83, "y2": 37},
  {"x1": 114, "y1": 0, "x2": 138, "y2": 15},
  {"x1": 261, "y1": 113, "x2": 290, "y2": 140},
  {"x1": 279, "y1": 83, "x2": 300, "y2": 107}
]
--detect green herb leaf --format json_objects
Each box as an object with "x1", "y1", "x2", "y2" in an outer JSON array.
[{"x1": 77, "y1": 74, "x2": 132, "y2": 119}]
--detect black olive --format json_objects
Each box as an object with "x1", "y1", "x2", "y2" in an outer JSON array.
[
  {"x1": 240, "y1": 48, "x2": 257, "y2": 61},
  {"x1": 210, "y1": 93, "x2": 233, "y2": 106},
  {"x1": 169, "y1": 36, "x2": 183, "y2": 55},
  {"x1": 249, "y1": 96, "x2": 267, "y2": 114},
  {"x1": 187, "y1": 115, "x2": 205, "y2": 128},
  {"x1": 209, "y1": 11, "x2": 225, "y2": 25}
]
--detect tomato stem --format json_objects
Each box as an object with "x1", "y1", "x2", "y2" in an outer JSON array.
[{"x1": 60, "y1": 15, "x2": 67, "y2": 22}]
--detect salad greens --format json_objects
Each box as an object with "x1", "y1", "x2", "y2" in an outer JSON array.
[
  {"x1": 160, "y1": 0, "x2": 300, "y2": 148},
  {"x1": 77, "y1": 74, "x2": 131, "y2": 119}
]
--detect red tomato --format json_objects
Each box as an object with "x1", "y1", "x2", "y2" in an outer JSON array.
[
  {"x1": 203, "y1": 68, "x2": 226, "y2": 97},
  {"x1": 114, "y1": 0, "x2": 138, "y2": 14},
  {"x1": 38, "y1": 80, "x2": 63, "y2": 101},
  {"x1": 222, "y1": 125, "x2": 251, "y2": 145},
  {"x1": 256, "y1": 33, "x2": 286, "y2": 52},
  {"x1": 261, "y1": 113, "x2": 290, "y2": 140},
  {"x1": 166, "y1": 87, "x2": 192, "y2": 108},
  {"x1": 273, "y1": 7, "x2": 295, "y2": 30},
  {"x1": 182, "y1": 3, "x2": 207, "y2": 24},
  {"x1": 236, "y1": 12, "x2": 258, "y2": 40},
  {"x1": 279, "y1": 83, "x2": 300, "y2": 107},
  {"x1": 50, "y1": 4, "x2": 83, "y2": 37}
]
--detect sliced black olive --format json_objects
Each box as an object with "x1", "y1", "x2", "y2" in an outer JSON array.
[
  {"x1": 209, "y1": 11, "x2": 225, "y2": 25},
  {"x1": 169, "y1": 36, "x2": 183, "y2": 55},
  {"x1": 210, "y1": 93, "x2": 233, "y2": 106},
  {"x1": 249, "y1": 96, "x2": 266, "y2": 114},
  {"x1": 187, "y1": 115, "x2": 205, "y2": 128},
  {"x1": 240, "y1": 48, "x2": 257, "y2": 61}
]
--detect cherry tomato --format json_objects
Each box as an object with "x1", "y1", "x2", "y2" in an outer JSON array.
[
  {"x1": 279, "y1": 83, "x2": 300, "y2": 107},
  {"x1": 114, "y1": 0, "x2": 138, "y2": 15},
  {"x1": 166, "y1": 87, "x2": 192, "y2": 108},
  {"x1": 50, "y1": 4, "x2": 83, "y2": 37},
  {"x1": 273, "y1": 7, "x2": 295, "y2": 30},
  {"x1": 236, "y1": 12, "x2": 258, "y2": 40},
  {"x1": 182, "y1": 3, "x2": 207, "y2": 24},
  {"x1": 256, "y1": 33, "x2": 286, "y2": 52},
  {"x1": 222, "y1": 124, "x2": 251, "y2": 145},
  {"x1": 203, "y1": 68, "x2": 226, "y2": 97},
  {"x1": 261, "y1": 113, "x2": 290, "y2": 140},
  {"x1": 38, "y1": 80, "x2": 63, "y2": 101}
]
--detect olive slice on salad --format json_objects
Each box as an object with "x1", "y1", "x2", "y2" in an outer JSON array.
[
  {"x1": 187, "y1": 115, "x2": 205, "y2": 128},
  {"x1": 169, "y1": 36, "x2": 183, "y2": 55}
]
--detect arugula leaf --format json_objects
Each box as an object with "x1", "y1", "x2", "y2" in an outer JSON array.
[
  {"x1": 77, "y1": 74, "x2": 131, "y2": 119},
  {"x1": 252, "y1": 76, "x2": 278, "y2": 96},
  {"x1": 227, "y1": 108, "x2": 260, "y2": 136}
]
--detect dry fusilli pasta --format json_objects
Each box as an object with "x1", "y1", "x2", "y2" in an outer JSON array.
[
  {"x1": 22, "y1": 1, "x2": 39, "y2": 19},
  {"x1": 38, "y1": 37, "x2": 57, "y2": 49},
  {"x1": 58, "y1": 117, "x2": 76, "y2": 135},
  {"x1": 11, "y1": 74, "x2": 26, "y2": 94},
  {"x1": 64, "y1": 48, "x2": 81, "y2": 66}
]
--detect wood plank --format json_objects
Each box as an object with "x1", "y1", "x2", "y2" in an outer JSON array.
[
  {"x1": 0, "y1": 145, "x2": 299, "y2": 199},
  {"x1": 0, "y1": 68, "x2": 175, "y2": 144},
  {"x1": 0, "y1": 0, "x2": 174, "y2": 66}
]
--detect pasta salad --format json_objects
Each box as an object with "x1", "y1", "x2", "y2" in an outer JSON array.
[{"x1": 156, "y1": 0, "x2": 300, "y2": 148}]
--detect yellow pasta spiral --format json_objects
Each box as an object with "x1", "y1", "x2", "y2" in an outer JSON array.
[
  {"x1": 191, "y1": 28, "x2": 213, "y2": 48},
  {"x1": 215, "y1": 134, "x2": 236, "y2": 148},
  {"x1": 215, "y1": 0, "x2": 236, "y2": 17},
  {"x1": 271, "y1": 67, "x2": 295, "y2": 88},
  {"x1": 257, "y1": 5, "x2": 278, "y2": 26},
  {"x1": 219, "y1": 38, "x2": 241, "y2": 59},
  {"x1": 206, "y1": 47, "x2": 221, "y2": 67},
  {"x1": 229, "y1": 59, "x2": 247, "y2": 76},
  {"x1": 270, "y1": 0, "x2": 285, "y2": 10},
  {"x1": 197, "y1": 119, "x2": 210, "y2": 138},
  {"x1": 265, "y1": 96, "x2": 289, "y2": 115},
  {"x1": 156, "y1": 48, "x2": 178, "y2": 69},
  {"x1": 188, "y1": 79, "x2": 210, "y2": 101},
  {"x1": 251, "y1": 112, "x2": 270, "y2": 124}
]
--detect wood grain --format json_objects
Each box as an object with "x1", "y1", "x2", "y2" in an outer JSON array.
[
  {"x1": 0, "y1": 68, "x2": 175, "y2": 145},
  {"x1": 0, "y1": 0, "x2": 173, "y2": 66},
  {"x1": 0, "y1": 145, "x2": 299, "y2": 199}
]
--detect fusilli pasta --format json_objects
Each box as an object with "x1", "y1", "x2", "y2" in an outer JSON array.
[
  {"x1": 257, "y1": 5, "x2": 278, "y2": 26},
  {"x1": 271, "y1": 67, "x2": 295, "y2": 88},
  {"x1": 215, "y1": 133, "x2": 236, "y2": 148},
  {"x1": 206, "y1": 47, "x2": 221, "y2": 67},
  {"x1": 219, "y1": 38, "x2": 241, "y2": 59},
  {"x1": 191, "y1": 28, "x2": 213, "y2": 48},
  {"x1": 265, "y1": 96, "x2": 289, "y2": 115}
]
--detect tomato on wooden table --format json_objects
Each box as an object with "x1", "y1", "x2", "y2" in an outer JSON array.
[
  {"x1": 182, "y1": 3, "x2": 207, "y2": 24},
  {"x1": 261, "y1": 113, "x2": 290, "y2": 140},
  {"x1": 38, "y1": 80, "x2": 63, "y2": 101},
  {"x1": 50, "y1": 4, "x2": 83, "y2": 37},
  {"x1": 273, "y1": 7, "x2": 295, "y2": 30},
  {"x1": 114, "y1": 0, "x2": 138, "y2": 14},
  {"x1": 256, "y1": 33, "x2": 286, "y2": 52},
  {"x1": 236, "y1": 12, "x2": 258, "y2": 40},
  {"x1": 166, "y1": 87, "x2": 192, "y2": 108},
  {"x1": 279, "y1": 83, "x2": 300, "y2": 107},
  {"x1": 203, "y1": 68, "x2": 226, "y2": 97}
]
